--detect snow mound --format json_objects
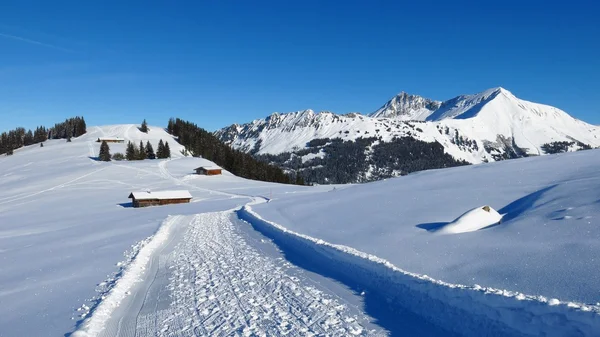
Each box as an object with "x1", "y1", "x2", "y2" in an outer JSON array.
[{"x1": 438, "y1": 205, "x2": 503, "y2": 234}]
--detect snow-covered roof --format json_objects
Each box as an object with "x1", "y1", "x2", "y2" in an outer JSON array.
[
  {"x1": 128, "y1": 190, "x2": 192, "y2": 200},
  {"x1": 98, "y1": 137, "x2": 125, "y2": 141},
  {"x1": 196, "y1": 166, "x2": 222, "y2": 170}
]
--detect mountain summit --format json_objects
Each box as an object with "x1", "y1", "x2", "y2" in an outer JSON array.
[
  {"x1": 369, "y1": 92, "x2": 441, "y2": 120},
  {"x1": 216, "y1": 87, "x2": 600, "y2": 183}
]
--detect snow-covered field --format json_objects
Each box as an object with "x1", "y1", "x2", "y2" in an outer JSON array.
[
  {"x1": 0, "y1": 125, "x2": 329, "y2": 337},
  {"x1": 2, "y1": 124, "x2": 600, "y2": 336}
]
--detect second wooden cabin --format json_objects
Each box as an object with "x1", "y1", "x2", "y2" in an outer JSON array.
[{"x1": 195, "y1": 165, "x2": 222, "y2": 176}]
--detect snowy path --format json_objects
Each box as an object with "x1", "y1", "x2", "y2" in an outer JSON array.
[{"x1": 86, "y1": 212, "x2": 383, "y2": 337}]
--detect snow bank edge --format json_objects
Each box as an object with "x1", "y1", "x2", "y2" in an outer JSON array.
[
  {"x1": 70, "y1": 215, "x2": 182, "y2": 337},
  {"x1": 238, "y1": 206, "x2": 600, "y2": 337}
]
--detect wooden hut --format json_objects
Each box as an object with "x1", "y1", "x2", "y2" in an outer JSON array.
[
  {"x1": 128, "y1": 190, "x2": 192, "y2": 208},
  {"x1": 195, "y1": 166, "x2": 222, "y2": 176},
  {"x1": 97, "y1": 137, "x2": 125, "y2": 143}
]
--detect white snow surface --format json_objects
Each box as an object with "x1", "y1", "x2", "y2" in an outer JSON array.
[
  {"x1": 0, "y1": 125, "x2": 331, "y2": 337},
  {"x1": 251, "y1": 149, "x2": 600, "y2": 305},
  {"x1": 3, "y1": 123, "x2": 600, "y2": 336}
]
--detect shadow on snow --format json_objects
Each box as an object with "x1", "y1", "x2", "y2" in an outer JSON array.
[{"x1": 416, "y1": 184, "x2": 558, "y2": 232}]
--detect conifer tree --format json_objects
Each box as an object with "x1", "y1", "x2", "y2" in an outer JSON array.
[
  {"x1": 99, "y1": 141, "x2": 111, "y2": 161},
  {"x1": 164, "y1": 141, "x2": 171, "y2": 158},
  {"x1": 137, "y1": 140, "x2": 146, "y2": 160},
  {"x1": 126, "y1": 141, "x2": 136, "y2": 160},
  {"x1": 157, "y1": 139, "x2": 165, "y2": 159},
  {"x1": 140, "y1": 119, "x2": 148, "y2": 133},
  {"x1": 146, "y1": 141, "x2": 155, "y2": 159}
]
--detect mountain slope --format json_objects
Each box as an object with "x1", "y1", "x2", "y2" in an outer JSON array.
[{"x1": 216, "y1": 87, "x2": 600, "y2": 184}]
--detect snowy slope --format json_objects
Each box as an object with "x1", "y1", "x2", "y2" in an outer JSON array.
[
  {"x1": 216, "y1": 87, "x2": 600, "y2": 165},
  {"x1": 4, "y1": 124, "x2": 600, "y2": 336},
  {"x1": 82, "y1": 124, "x2": 186, "y2": 158},
  {"x1": 251, "y1": 149, "x2": 600, "y2": 305},
  {"x1": 0, "y1": 125, "x2": 329, "y2": 337}
]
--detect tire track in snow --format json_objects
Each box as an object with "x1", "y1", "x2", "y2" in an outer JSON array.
[
  {"x1": 87, "y1": 212, "x2": 383, "y2": 337},
  {"x1": 0, "y1": 166, "x2": 108, "y2": 206},
  {"x1": 238, "y1": 206, "x2": 600, "y2": 337},
  {"x1": 144, "y1": 212, "x2": 381, "y2": 337}
]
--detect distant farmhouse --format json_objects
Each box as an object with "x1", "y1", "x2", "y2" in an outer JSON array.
[
  {"x1": 128, "y1": 190, "x2": 192, "y2": 208},
  {"x1": 195, "y1": 166, "x2": 222, "y2": 176},
  {"x1": 97, "y1": 137, "x2": 125, "y2": 143}
]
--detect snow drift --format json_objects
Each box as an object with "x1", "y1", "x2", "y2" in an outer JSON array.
[
  {"x1": 238, "y1": 206, "x2": 600, "y2": 337},
  {"x1": 437, "y1": 205, "x2": 503, "y2": 234}
]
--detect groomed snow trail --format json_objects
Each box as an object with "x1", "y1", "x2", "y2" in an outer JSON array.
[{"x1": 91, "y1": 212, "x2": 383, "y2": 337}]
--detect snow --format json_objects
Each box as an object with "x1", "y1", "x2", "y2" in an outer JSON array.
[
  {"x1": 217, "y1": 87, "x2": 600, "y2": 164},
  {"x1": 128, "y1": 190, "x2": 192, "y2": 200},
  {"x1": 0, "y1": 125, "x2": 329, "y2": 337},
  {"x1": 3, "y1": 123, "x2": 600, "y2": 336},
  {"x1": 239, "y1": 205, "x2": 600, "y2": 336},
  {"x1": 86, "y1": 211, "x2": 385, "y2": 336},
  {"x1": 250, "y1": 149, "x2": 600, "y2": 305},
  {"x1": 436, "y1": 205, "x2": 503, "y2": 234}
]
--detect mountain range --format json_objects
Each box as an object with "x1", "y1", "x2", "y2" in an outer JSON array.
[{"x1": 216, "y1": 87, "x2": 600, "y2": 184}]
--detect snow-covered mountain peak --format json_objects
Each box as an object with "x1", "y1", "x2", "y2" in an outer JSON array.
[
  {"x1": 217, "y1": 86, "x2": 600, "y2": 165},
  {"x1": 370, "y1": 91, "x2": 441, "y2": 120}
]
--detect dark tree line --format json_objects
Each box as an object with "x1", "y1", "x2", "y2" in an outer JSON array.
[
  {"x1": 168, "y1": 118, "x2": 301, "y2": 185},
  {"x1": 257, "y1": 136, "x2": 469, "y2": 184},
  {"x1": 125, "y1": 139, "x2": 171, "y2": 161},
  {"x1": 48, "y1": 117, "x2": 87, "y2": 139},
  {"x1": 1, "y1": 126, "x2": 46, "y2": 155},
  {"x1": 541, "y1": 141, "x2": 593, "y2": 154},
  {"x1": 1, "y1": 116, "x2": 86, "y2": 156}
]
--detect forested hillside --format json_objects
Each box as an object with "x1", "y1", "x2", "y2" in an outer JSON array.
[
  {"x1": 167, "y1": 118, "x2": 302, "y2": 185},
  {"x1": 1, "y1": 117, "x2": 86, "y2": 155},
  {"x1": 256, "y1": 136, "x2": 469, "y2": 184}
]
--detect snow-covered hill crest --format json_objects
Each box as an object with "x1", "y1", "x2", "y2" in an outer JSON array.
[{"x1": 216, "y1": 87, "x2": 600, "y2": 168}]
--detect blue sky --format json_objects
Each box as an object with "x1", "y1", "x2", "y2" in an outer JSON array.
[{"x1": 0, "y1": 0, "x2": 598, "y2": 132}]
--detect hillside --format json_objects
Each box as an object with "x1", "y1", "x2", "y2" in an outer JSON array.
[
  {"x1": 2, "y1": 124, "x2": 600, "y2": 336},
  {"x1": 216, "y1": 87, "x2": 600, "y2": 184},
  {"x1": 0, "y1": 125, "x2": 325, "y2": 337}
]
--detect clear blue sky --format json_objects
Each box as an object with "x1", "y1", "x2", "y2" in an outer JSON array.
[{"x1": 1, "y1": 0, "x2": 598, "y2": 132}]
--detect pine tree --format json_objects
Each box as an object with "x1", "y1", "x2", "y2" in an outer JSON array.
[
  {"x1": 67, "y1": 136, "x2": 72, "y2": 142},
  {"x1": 99, "y1": 141, "x2": 111, "y2": 161},
  {"x1": 157, "y1": 139, "x2": 165, "y2": 159},
  {"x1": 126, "y1": 141, "x2": 136, "y2": 160},
  {"x1": 140, "y1": 119, "x2": 148, "y2": 133},
  {"x1": 137, "y1": 140, "x2": 146, "y2": 160},
  {"x1": 295, "y1": 171, "x2": 305, "y2": 185},
  {"x1": 164, "y1": 141, "x2": 171, "y2": 158},
  {"x1": 146, "y1": 141, "x2": 156, "y2": 159}
]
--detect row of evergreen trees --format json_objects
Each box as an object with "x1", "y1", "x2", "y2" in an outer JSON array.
[
  {"x1": 1, "y1": 117, "x2": 86, "y2": 156},
  {"x1": 167, "y1": 118, "x2": 302, "y2": 185},
  {"x1": 125, "y1": 140, "x2": 171, "y2": 160},
  {"x1": 257, "y1": 136, "x2": 469, "y2": 184},
  {"x1": 49, "y1": 117, "x2": 87, "y2": 139},
  {"x1": 98, "y1": 139, "x2": 171, "y2": 162}
]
